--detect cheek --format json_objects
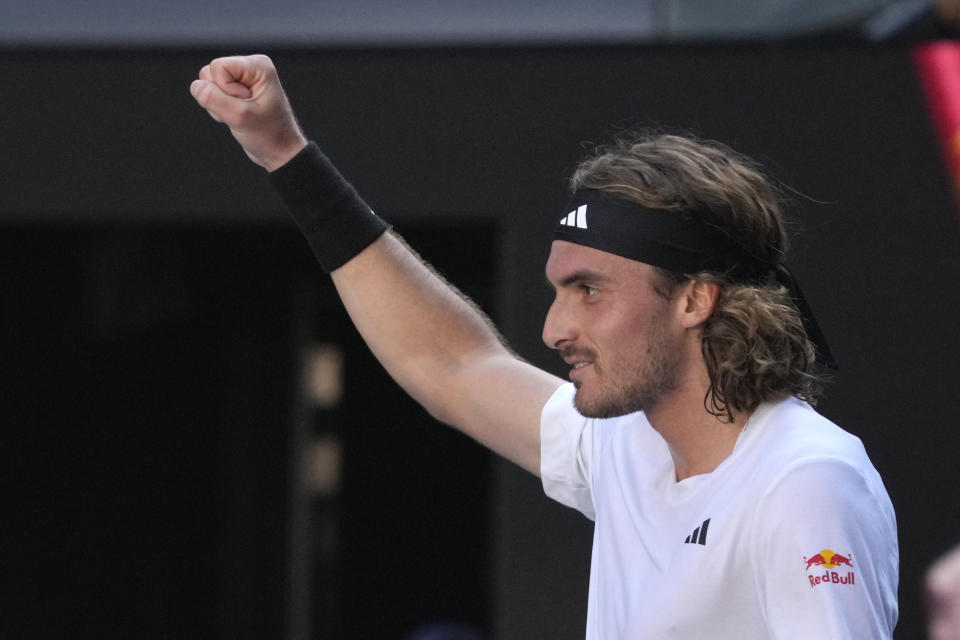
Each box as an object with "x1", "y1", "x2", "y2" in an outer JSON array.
[
  {"x1": 604, "y1": 309, "x2": 675, "y2": 360},
  {"x1": 593, "y1": 319, "x2": 651, "y2": 368}
]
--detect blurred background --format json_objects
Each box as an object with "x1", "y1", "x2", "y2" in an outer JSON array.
[{"x1": 1, "y1": 0, "x2": 959, "y2": 638}]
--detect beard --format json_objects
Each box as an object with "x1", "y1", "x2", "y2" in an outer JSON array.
[{"x1": 571, "y1": 323, "x2": 684, "y2": 419}]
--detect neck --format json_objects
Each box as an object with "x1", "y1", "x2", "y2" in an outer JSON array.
[{"x1": 644, "y1": 364, "x2": 751, "y2": 482}]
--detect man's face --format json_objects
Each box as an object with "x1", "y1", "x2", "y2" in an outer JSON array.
[{"x1": 542, "y1": 240, "x2": 686, "y2": 418}]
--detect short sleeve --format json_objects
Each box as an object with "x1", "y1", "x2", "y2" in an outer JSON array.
[
  {"x1": 751, "y1": 458, "x2": 899, "y2": 639},
  {"x1": 540, "y1": 384, "x2": 596, "y2": 520}
]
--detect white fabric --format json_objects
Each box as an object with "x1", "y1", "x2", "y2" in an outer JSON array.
[{"x1": 541, "y1": 384, "x2": 898, "y2": 639}]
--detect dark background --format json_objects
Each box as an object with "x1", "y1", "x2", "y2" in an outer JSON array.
[{"x1": 1, "y1": 45, "x2": 958, "y2": 638}]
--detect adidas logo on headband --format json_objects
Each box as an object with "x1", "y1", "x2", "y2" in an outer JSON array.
[{"x1": 559, "y1": 204, "x2": 589, "y2": 229}]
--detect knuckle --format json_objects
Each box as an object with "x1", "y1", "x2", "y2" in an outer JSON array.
[{"x1": 251, "y1": 54, "x2": 277, "y2": 78}]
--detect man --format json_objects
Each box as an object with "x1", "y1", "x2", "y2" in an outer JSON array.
[{"x1": 190, "y1": 54, "x2": 898, "y2": 638}]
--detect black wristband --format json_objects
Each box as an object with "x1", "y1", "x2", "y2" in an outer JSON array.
[{"x1": 269, "y1": 141, "x2": 390, "y2": 273}]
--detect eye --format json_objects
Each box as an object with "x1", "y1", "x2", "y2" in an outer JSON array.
[{"x1": 582, "y1": 285, "x2": 600, "y2": 298}]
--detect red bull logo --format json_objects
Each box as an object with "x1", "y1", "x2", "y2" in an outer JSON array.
[{"x1": 804, "y1": 549, "x2": 855, "y2": 588}]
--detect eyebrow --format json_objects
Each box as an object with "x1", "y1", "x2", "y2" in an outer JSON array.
[{"x1": 546, "y1": 269, "x2": 610, "y2": 290}]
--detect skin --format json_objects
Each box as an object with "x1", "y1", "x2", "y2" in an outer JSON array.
[
  {"x1": 928, "y1": 545, "x2": 960, "y2": 640},
  {"x1": 542, "y1": 241, "x2": 683, "y2": 419},
  {"x1": 190, "y1": 54, "x2": 751, "y2": 481},
  {"x1": 543, "y1": 241, "x2": 748, "y2": 480},
  {"x1": 190, "y1": 55, "x2": 308, "y2": 171}
]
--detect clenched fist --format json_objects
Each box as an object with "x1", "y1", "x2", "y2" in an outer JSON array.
[{"x1": 190, "y1": 54, "x2": 308, "y2": 172}]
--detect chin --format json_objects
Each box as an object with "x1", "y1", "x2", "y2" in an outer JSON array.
[{"x1": 573, "y1": 388, "x2": 640, "y2": 420}]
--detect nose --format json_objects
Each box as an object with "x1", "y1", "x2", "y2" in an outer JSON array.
[{"x1": 542, "y1": 295, "x2": 574, "y2": 349}]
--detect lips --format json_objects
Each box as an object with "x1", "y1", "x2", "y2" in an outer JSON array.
[
  {"x1": 558, "y1": 346, "x2": 597, "y2": 383},
  {"x1": 568, "y1": 363, "x2": 592, "y2": 386}
]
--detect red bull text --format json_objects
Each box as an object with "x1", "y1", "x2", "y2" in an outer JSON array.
[{"x1": 804, "y1": 549, "x2": 856, "y2": 588}]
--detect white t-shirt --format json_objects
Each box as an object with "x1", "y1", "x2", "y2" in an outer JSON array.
[{"x1": 540, "y1": 384, "x2": 898, "y2": 639}]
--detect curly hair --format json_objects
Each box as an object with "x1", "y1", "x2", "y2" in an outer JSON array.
[{"x1": 570, "y1": 132, "x2": 825, "y2": 420}]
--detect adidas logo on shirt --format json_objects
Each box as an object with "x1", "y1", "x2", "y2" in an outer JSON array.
[
  {"x1": 684, "y1": 518, "x2": 711, "y2": 546},
  {"x1": 559, "y1": 204, "x2": 589, "y2": 229}
]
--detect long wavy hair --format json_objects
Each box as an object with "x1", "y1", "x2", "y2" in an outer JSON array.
[{"x1": 570, "y1": 132, "x2": 825, "y2": 420}]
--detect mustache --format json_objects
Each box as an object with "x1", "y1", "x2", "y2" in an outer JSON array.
[{"x1": 559, "y1": 346, "x2": 597, "y2": 362}]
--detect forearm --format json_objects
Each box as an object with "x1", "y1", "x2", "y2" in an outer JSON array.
[
  {"x1": 269, "y1": 141, "x2": 510, "y2": 419},
  {"x1": 332, "y1": 231, "x2": 509, "y2": 423},
  {"x1": 331, "y1": 230, "x2": 559, "y2": 474},
  {"x1": 269, "y1": 141, "x2": 558, "y2": 472}
]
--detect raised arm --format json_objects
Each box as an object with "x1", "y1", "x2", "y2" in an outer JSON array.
[{"x1": 190, "y1": 54, "x2": 562, "y2": 475}]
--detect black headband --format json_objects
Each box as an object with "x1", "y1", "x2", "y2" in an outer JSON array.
[
  {"x1": 554, "y1": 190, "x2": 775, "y2": 281},
  {"x1": 553, "y1": 189, "x2": 837, "y2": 369}
]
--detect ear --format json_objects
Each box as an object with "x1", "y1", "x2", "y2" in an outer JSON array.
[{"x1": 675, "y1": 279, "x2": 720, "y2": 329}]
